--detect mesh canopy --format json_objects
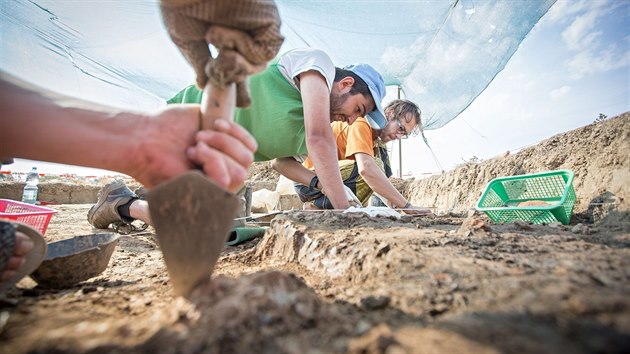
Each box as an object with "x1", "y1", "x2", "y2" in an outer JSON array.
[{"x1": 1, "y1": 0, "x2": 555, "y2": 129}]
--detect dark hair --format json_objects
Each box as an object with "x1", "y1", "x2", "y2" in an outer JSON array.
[
  {"x1": 384, "y1": 99, "x2": 422, "y2": 136},
  {"x1": 334, "y1": 67, "x2": 370, "y2": 96}
]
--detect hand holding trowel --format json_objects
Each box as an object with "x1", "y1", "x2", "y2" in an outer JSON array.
[{"x1": 150, "y1": 0, "x2": 283, "y2": 298}]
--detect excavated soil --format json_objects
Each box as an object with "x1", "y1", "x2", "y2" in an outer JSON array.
[{"x1": 0, "y1": 113, "x2": 629, "y2": 353}]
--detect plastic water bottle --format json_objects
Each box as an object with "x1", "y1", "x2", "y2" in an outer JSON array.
[{"x1": 21, "y1": 167, "x2": 40, "y2": 204}]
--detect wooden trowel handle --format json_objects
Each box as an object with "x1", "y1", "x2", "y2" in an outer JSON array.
[{"x1": 200, "y1": 82, "x2": 237, "y2": 129}]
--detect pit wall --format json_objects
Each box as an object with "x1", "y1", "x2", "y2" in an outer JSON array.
[
  {"x1": 402, "y1": 113, "x2": 629, "y2": 215},
  {"x1": 0, "y1": 182, "x2": 100, "y2": 204}
]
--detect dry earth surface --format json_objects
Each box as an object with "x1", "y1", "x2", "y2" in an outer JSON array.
[{"x1": 0, "y1": 113, "x2": 628, "y2": 353}]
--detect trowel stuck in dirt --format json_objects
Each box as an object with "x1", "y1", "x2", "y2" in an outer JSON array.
[
  {"x1": 147, "y1": 169, "x2": 239, "y2": 298},
  {"x1": 146, "y1": 52, "x2": 241, "y2": 298}
]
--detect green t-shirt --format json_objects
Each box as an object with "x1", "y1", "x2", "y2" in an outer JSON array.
[
  {"x1": 167, "y1": 63, "x2": 307, "y2": 162},
  {"x1": 166, "y1": 85, "x2": 202, "y2": 105}
]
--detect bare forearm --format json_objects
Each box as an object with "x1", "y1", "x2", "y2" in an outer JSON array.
[
  {"x1": 299, "y1": 71, "x2": 348, "y2": 209},
  {"x1": 0, "y1": 74, "x2": 144, "y2": 174},
  {"x1": 307, "y1": 137, "x2": 348, "y2": 209},
  {"x1": 358, "y1": 157, "x2": 408, "y2": 208},
  {"x1": 271, "y1": 158, "x2": 316, "y2": 186},
  {"x1": 1, "y1": 73, "x2": 257, "y2": 190}
]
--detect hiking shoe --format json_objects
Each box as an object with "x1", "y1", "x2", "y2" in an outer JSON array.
[{"x1": 87, "y1": 180, "x2": 137, "y2": 229}]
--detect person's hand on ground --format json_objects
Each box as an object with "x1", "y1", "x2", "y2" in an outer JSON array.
[
  {"x1": 402, "y1": 206, "x2": 434, "y2": 216},
  {"x1": 320, "y1": 184, "x2": 362, "y2": 208},
  {"x1": 0, "y1": 231, "x2": 34, "y2": 285},
  {"x1": 343, "y1": 185, "x2": 362, "y2": 207},
  {"x1": 128, "y1": 104, "x2": 256, "y2": 192}
]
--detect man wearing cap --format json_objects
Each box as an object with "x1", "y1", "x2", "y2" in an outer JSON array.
[
  {"x1": 292, "y1": 99, "x2": 432, "y2": 215},
  {"x1": 166, "y1": 48, "x2": 387, "y2": 209},
  {"x1": 86, "y1": 48, "x2": 387, "y2": 232}
]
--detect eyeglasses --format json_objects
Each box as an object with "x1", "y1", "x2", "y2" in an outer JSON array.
[{"x1": 396, "y1": 118, "x2": 409, "y2": 139}]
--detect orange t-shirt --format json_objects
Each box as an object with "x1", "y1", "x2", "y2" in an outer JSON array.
[{"x1": 303, "y1": 117, "x2": 375, "y2": 169}]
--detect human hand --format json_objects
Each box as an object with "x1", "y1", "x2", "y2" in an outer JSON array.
[
  {"x1": 129, "y1": 105, "x2": 256, "y2": 192},
  {"x1": 189, "y1": 119, "x2": 257, "y2": 192},
  {"x1": 319, "y1": 183, "x2": 361, "y2": 208},
  {"x1": 343, "y1": 185, "x2": 362, "y2": 207},
  {"x1": 402, "y1": 206, "x2": 434, "y2": 216}
]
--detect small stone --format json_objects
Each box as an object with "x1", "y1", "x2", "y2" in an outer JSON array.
[
  {"x1": 513, "y1": 220, "x2": 533, "y2": 230},
  {"x1": 571, "y1": 223, "x2": 588, "y2": 234},
  {"x1": 376, "y1": 243, "x2": 390, "y2": 257},
  {"x1": 361, "y1": 296, "x2": 390, "y2": 310},
  {"x1": 354, "y1": 320, "x2": 371, "y2": 335}
]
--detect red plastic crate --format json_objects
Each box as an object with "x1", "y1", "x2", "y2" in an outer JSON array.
[{"x1": 0, "y1": 199, "x2": 58, "y2": 235}]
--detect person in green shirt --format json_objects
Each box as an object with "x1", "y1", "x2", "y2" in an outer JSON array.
[{"x1": 87, "y1": 48, "x2": 389, "y2": 231}]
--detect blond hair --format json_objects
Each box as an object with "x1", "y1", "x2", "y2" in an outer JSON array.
[{"x1": 384, "y1": 99, "x2": 422, "y2": 136}]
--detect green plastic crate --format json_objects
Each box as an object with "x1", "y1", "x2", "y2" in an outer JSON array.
[{"x1": 476, "y1": 170, "x2": 576, "y2": 225}]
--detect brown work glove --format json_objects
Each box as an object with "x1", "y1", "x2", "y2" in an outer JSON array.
[{"x1": 160, "y1": 0, "x2": 284, "y2": 107}]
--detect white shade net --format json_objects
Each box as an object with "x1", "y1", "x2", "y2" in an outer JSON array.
[{"x1": 0, "y1": 0, "x2": 555, "y2": 129}]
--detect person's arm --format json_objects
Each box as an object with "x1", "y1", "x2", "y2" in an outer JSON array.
[
  {"x1": 355, "y1": 153, "x2": 432, "y2": 215},
  {"x1": 298, "y1": 71, "x2": 349, "y2": 209},
  {"x1": 0, "y1": 73, "x2": 256, "y2": 191},
  {"x1": 271, "y1": 157, "x2": 316, "y2": 186},
  {"x1": 355, "y1": 153, "x2": 408, "y2": 207}
]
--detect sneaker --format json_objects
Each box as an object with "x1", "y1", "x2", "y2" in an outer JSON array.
[{"x1": 87, "y1": 180, "x2": 137, "y2": 229}]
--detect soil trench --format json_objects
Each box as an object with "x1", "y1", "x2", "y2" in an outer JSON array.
[{"x1": 0, "y1": 113, "x2": 629, "y2": 353}]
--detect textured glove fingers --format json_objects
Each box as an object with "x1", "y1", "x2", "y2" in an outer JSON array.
[
  {"x1": 206, "y1": 25, "x2": 281, "y2": 66},
  {"x1": 205, "y1": 26, "x2": 280, "y2": 107},
  {"x1": 160, "y1": 0, "x2": 284, "y2": 107},
  {"x1": 205, "y1": 49, "x2": 266, "y2": 107}
]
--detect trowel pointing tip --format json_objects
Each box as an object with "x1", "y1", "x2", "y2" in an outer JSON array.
[{"x1": 147, "y1": 171, "x2": 239, "y2": 298}]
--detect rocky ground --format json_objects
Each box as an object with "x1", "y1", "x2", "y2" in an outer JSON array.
[{"x1": 0, "y1": 113, "x2": 628, "y2": 353}]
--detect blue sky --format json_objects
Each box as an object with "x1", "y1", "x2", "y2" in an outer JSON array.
[
  {"x1": 388, "y1": 0, "x2": 629, "y2": 177},
  {"x1": 5, "y1": 0, "x2": 629, "y2": 178}
]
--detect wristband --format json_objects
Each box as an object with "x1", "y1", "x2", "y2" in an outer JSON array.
[{"x1": 309, "y1": 175, "x2": 320, "y2": 191}]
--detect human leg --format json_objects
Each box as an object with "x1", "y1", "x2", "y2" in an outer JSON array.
[
  {"x1": 294, "y1": 181, "x2": 333, "y2": 209},
  {"x1": 87, "y1": 180, "x2": 152, "y2": 229},
  {"x1": 293, "y1": 160, "x2": 370, "y2": 209}
]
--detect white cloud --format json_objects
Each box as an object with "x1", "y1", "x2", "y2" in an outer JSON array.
[
  {"x1": 556, "y1": 0, "x2": 629, "y2": 79},
  {"x1": 561, "y1": 10, "x2": 601, "y2": 51},
  {"x1": 550, "y1": 85, "x2": 572, "y2": 99},
  {"x1": 544, "y1": 0, "x2": 591, "y2": 25},
  {"x1": 566, "y1": 45, "x2": 629, "y2": 79}
]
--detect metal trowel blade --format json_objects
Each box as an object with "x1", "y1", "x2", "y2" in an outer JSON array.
[{"x1": 147, "y1": 171, "x2": 239, "y2": 298}]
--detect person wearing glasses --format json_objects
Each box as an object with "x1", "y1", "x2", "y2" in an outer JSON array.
[{"x1": 293, "y1": 99, "x2": 433, "y2": 215}]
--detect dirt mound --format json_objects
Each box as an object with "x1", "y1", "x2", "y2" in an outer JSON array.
[
  {"x1": 247, "y1": 161, "x2": 281, "y2": 185},
  {"x1": 405, "y1": 113, "x2": 629, "y2": 218}
]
